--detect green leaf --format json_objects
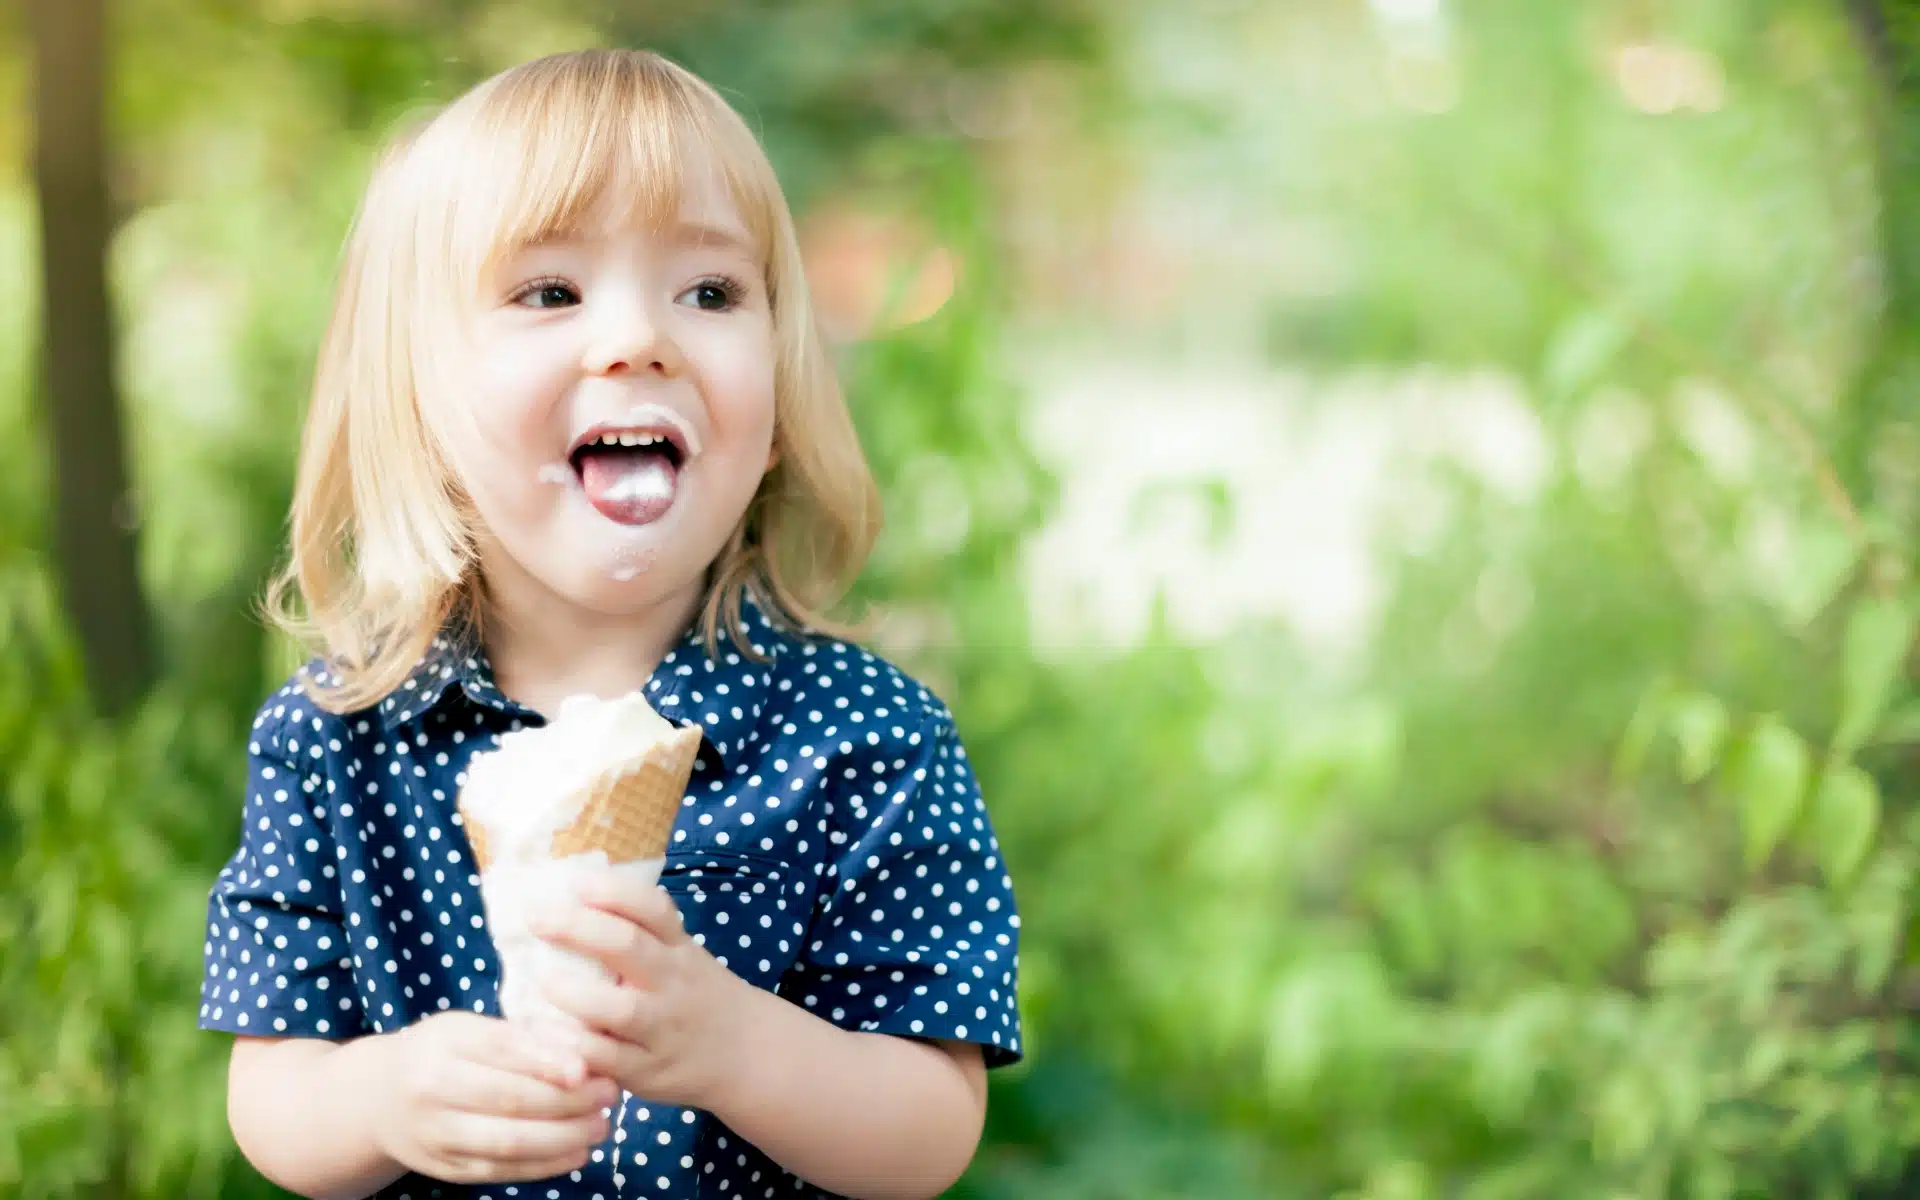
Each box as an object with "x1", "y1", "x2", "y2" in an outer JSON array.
[
  {"x1": 1741, "y1": 1028, "x2": 1792, "y2": 1088},
  {"x1": 1771, "y1": 519, "x2": 1862, "y2": 629},
  {"x1": 1734, "y1": 717, "x2": 1811, "y2": 870},
  {"x1": 1542, "y1": 308, "x2": 1630, "y2": 400},
  {"x1": 1869, "y1": 699, "x2": 1920, "y2": 747},
  {"x1": 1805, "y1": 764, "x2": 1879, "y2": 888},
  {"x1": 1904, "y1": 906, "x2": 1920, "y2": 969},
  {"x1": 1668, "y1": 691, "x2": 1729, "y2": 784},
  {"x1": 1614, "y1": 678, "x2": 1671, "y2": 778},
  {"x1": 1593, "y1": 1070, "x2": 1658, "y2": 1162},
  {"x1": 1834, "y1": 594, "x2": 1914, "y2": 756}
]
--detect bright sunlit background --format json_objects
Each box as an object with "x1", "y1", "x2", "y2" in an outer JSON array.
[{"x1": 9, "y1": 0, "x2": 1920, "y2": 1196}]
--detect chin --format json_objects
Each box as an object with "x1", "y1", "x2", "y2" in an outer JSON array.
[{"x1": 561, "y1": 558, "x2": 697, "y2": 613}]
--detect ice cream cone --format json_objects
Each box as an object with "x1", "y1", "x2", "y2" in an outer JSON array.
[
  {"x1": 461, "y1": 723, "x2": 702, "y2": 871},
  {"x1": 466, "y1": 819, "x2": 493, "y2": 871},
  {"x1": 454, "y1": 693, "x2": 701, "y2": 1028},
  {"x1": 548, "y1": 724, "x2": 702, "y2": 862}
]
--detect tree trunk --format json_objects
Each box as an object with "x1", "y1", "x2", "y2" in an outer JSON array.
[{"x1": 27, "y1": 0, "x2": 155, "y2": 717}]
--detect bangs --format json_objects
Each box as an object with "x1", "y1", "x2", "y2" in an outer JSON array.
[{"x1": 427, "y1": 51, "x2": 778, "y2": 294}]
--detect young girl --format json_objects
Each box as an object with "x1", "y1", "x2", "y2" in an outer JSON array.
[{"x1": 199, "y1": 48, "x2": 1021, "y2": 1200}]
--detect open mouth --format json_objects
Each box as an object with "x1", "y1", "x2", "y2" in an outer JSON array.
[{"x1": 568, "y1": 424, "x2": 689, "y2": 526}]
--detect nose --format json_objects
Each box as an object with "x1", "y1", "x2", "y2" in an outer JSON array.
[{"x1": 583, "y1": 295, "x2": 685, "y2": 378}]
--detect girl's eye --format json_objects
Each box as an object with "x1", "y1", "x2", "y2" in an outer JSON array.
[
  {"x1": 511, "y1": 278, "x2": 579, "y2": 309},
  {"x1": 678, "y1": 277, "x2": 745, "y2": 312}
]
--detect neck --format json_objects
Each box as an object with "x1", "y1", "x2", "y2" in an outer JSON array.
[{"x1": 477, "y1": 566, "x2": 707, "y2": 719}]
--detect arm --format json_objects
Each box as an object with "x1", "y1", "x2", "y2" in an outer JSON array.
[
  {"x1": 227, "y1": 1034, "x2": 408, "y2": 1200},
  {"x1": 213, "y1": 705, "x2": 410, "y2": 1199},
  {"x1": 227, "y1": 1019, "x2": 614, "y2": 1200},
  {"x1": 708, "y1": 990, "x2": 987, "y2": 1200},
  {"x1": 540, "y1": 703, "x2": 1018, "y2": 1198},
  {"x1": 535, "y1": 883, "x2": 994, "y2": 1200},
  {"x1": 209, "y1": 694, "x2": 610, "y2": 1196}
]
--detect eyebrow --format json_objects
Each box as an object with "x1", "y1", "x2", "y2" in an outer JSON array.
[
  {"x1": 508, "y1": 218, "x2": 756, "y2": 260},
  {"x1": 671, "y1": 220, "x2": 756, "y2": 255}
]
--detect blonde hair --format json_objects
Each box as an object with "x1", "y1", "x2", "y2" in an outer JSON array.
[{"x1": 264, "y1": 48, "x2": 881, "y2": 713}]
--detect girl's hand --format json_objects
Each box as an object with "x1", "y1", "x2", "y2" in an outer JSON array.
[
  {"x1": 370, "y1": 1010, "x2": 620, "y2": 1184},
  {"x1": 530, "y1": 872, "x2": 753, "y2": 1110}
]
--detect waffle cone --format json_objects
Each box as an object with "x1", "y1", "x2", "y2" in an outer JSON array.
[
  {"x1": 466, "y1": 819, "x2": 493, "y2": 871},
  {"x1": 550, "y1": 725, "x2": 701, "y2": 861},
  {"x1": 463, "y1": 725, "x2": 702, "y2": 871}
]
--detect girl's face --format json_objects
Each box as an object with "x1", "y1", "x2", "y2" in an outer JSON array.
[{"x1": 442, "y1": 172, "x2": 777, "y2": 623}]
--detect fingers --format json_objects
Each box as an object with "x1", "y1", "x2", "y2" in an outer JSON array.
[
  {"x1": 454, "y1": 1012, "x2": 589, "y2": 1089},
  {"x1": 573, "y1": 1025, "x2": 644, "y2": 1086},
  {"x1": 444, "y1": 1149, "x2": 599, "y2": 1186},
  {"x1": 391, "y1": 1012, "x2": 622, "y2": 1187},
  {"x1": 575, "y1": 874, "x2": 689, "y2": 945},
  {"x1": 531, "y1": 901, "x2": 670, "y2": 984},
  {"x1": 432, "y1": 1058, "x2": 620, "y2": 1121},
  {"x1": 432, "y1": 1109, "x2": 611, "y2": 1183},
  {"x1": 542, "y1": 970, "x2": 652, "y2": 1041}
]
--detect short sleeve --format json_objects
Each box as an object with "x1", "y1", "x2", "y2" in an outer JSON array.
[
  {"x1": 198, "y1": 702, "x2": 366, "y2": 1039},
  {"x1": 780, "y1": 706, "x2": 1023, "y2": 1067}
]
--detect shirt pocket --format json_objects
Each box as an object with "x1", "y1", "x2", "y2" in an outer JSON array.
[{"x1": 661, "y1": 847, "x2": 805, "y2": 991}]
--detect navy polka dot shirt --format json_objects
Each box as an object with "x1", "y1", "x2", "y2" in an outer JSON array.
[{"x1": 199, "y1": 593, "x2": 1023, "y2": 1198}]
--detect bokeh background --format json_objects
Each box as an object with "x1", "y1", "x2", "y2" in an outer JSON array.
[{"x1": 9, "y1": 0, "x2": 1920, "y2": 1196}]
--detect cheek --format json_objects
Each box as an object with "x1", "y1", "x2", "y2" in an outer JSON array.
[
  {"x1": 455, "y1": 343, "x2": 565, "y2": 459},
  {"x1": 698, "y1": 339, "x2": 778, "y2": 446},
  {"x1": 434, "y1": 368, "x2": 568, "y2": 517}
]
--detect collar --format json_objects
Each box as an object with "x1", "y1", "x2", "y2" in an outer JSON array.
[{"x1": 382, "y1": 591, "x2": 791, "y2": 770}]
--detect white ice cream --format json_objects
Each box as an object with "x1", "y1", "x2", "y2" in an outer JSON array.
[
  {"x1": 459, "y1": 691, "x2": 683, "y2": 1027},
  {"x1": 481, "y1": 851, "x2": 665, "y2": 1027}
]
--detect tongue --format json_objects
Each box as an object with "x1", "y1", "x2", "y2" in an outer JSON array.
[{"x1": 578, "y1": 448, "x2": 678, "y2": 525}]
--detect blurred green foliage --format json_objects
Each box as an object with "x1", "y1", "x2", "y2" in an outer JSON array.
[{"x1": 9, "y1": 1, "x2": 1920, "y2": 1197}]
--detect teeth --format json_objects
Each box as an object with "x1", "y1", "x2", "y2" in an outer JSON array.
[{"x1": 587, "y1": 432, "x2": 668, "y2": 450}]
